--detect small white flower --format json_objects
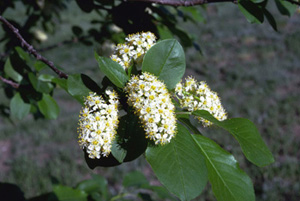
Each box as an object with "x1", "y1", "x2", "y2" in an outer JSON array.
[
  {"x1": 125, "y1": 72, "x2": 176, "y2": 145},
  {"x1": 78, "y1": 90, "x2": 119, "y2": 159},
  {"x1": 175, "y1": 77, "x2": 227, "y2": 127}
]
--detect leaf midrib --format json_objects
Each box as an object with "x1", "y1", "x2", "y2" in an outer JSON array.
[{"x1": 192, "y1": 136, "x2": 238, "y2": 201}]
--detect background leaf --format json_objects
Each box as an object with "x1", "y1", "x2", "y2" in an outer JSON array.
[
  {"x1": 10, "y1": 92, "x2": 31, "y2": 120},
  {"x1": 142, "y1": 39, "x2": 186, "y2": 89},
  {"x1": 275, "y1": 0, "x2": 298, "y2": 17},
  {"x1": 192, "y1": 110, "x2": 274, "y2": 167},
  {"x1": 4, "y1": 58, "x2": 23, "y2": 82},
  {"x1": 192, "y1": 135, "x2": 255, "y2": 201},
  {"x1": 53, "y1": 185, "x2": 87, "y2": 201},
  {"x1": 37, "y1": 94, "x2": 59, "y2": 119},
  {"x1": 95, "y1": 53, "x2": 128, "y2": 88},
  {"x1": 146, "y1": 124, "x2": 207, "y2": 201},
  {"x1": 123, "y1": 171, "x2": 149, "y2": 188},
  {"x1": 238, "y1": 0, "x2": 264, "y2": 24}
]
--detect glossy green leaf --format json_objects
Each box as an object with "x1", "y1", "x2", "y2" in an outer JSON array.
[
  {"x1": 192, "y1": 110, "x2": 274, "y2": 167},
  {"x1": 142, "y1": 39, "x2": 186, "y2": 89},
  {"x1": 76, "y1": 175, "x2": 108, "y2": 198},
  {"x1": 95, "y1": 53, "x2": 128, "y2": 88},
  {"x1": 238, "y1": 0, "x2": 264, "y2": 24},
  {"x1": 192, "y1": 135, "x2": 255, "y2": 201},
  {"x1": 38, "y1": 94, "x2": 59, "y2": 119},
  {"x1": 146, "y1": 124, "x2": 207, "y2": 201},
  {"x1": 275, "y1": 0, "x2": 297, "y2": 17},
  {"x1": 28, "y1": 73, "x2": 53, "y2": 94},
  {"x1": 123, "y1": 171, "x2": 149, "y2": 188},
  {"x1": 53, "y1": 185, "x2": 87, "y2": 201},
  {"x1": 10, "y1": 92, "x2": 31, "y2": 120},
  {"x1": 4, "y1": 58, "x2": 23, "y2": 82}
]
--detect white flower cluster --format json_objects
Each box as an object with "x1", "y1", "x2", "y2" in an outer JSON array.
[
  {"x1": 125, "y1": 72, "x2": 177, "y2": 145},
  {"x1": 175, "y1": 77, "x2": 227, "y2": 127},
  {"x1": 78, "y1": 90, "x2": 119, "y2": 159},
  {"x1": 111, "y1": 32, "x2": 156, "y2": 70}
]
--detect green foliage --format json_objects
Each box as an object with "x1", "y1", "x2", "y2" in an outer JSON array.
[
  {"x1": 1, "y1": 0, "x2": 294, "y2": 200},
  {"x1": 142, "y1": 39, "x2": 186, "y2": 89},
  {"x1": 192, "y1": 135, "x2": 255, "y2": 201},
  {"x1": 146, "y1": 124, "x2": 208, "y2": 201},
  {"x1": 193, "y1": 110, "x2": 274, "y2": 167}
]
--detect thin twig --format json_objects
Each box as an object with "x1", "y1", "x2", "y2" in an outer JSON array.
[
  {"x1": 0, "y1": 15, "x2": 68, "y2": 79},
  {"x1": 125, "y1": 0, "x2": 237, "y2": 6},
  {"x1": 0, "y1": 76, "x2": 20, "y2": 88},
  {"x1": 285, "y1": 0, "x2": 300, "y2": 6}
]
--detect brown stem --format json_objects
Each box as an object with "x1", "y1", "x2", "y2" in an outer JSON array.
[
  {"x1": 125, "y1": 0, "x2": 237, "y2": 6},
  {"x1": 0, "y1": 76, "x2": 20, "y2": 88},
  {"x1": 0, "y1": 15, "x2": 68, "y2": 79}
]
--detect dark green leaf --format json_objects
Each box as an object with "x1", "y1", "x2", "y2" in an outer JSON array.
[
  {"x1": 123, "y1": 171, "x2": 149, "y2": 188},
  {"x1": 275, "y1": 0, "x2": 297, "y2": 17},
  {"x1": 157, "y1": 25, "x2": 173, "y2": 40},
  {"x1": 4, "y1": 58, "x2": 23, "y2": 82},
  {"x1": 142, "y1": 39, "x2": 186, "y2": 89},
  {"x1": 37, "y1": 94, "x2": 59, "y2": 119},
  {"x1": 180, "y1": 7, "x2": 205, "y2": 23},
  {"x1": 238, "y1": 0, "x2": 264, "y2": 24},
  {"x1": 95, "y1": 53, "x2": 128, "y2": 88},
  {"x1": 76, "y1": 175, "x2": 108, "y2": 198},
  {"x1": 10, "y1": 92, "x2": 31, "y2": 120},
  {"x1": 53, "y1": 185, "x2": 87, "y2": 201},
  {"x1": 177, "y1": 115, "x2": 201, "y2": 135},
  {"x1": 146, "y1": 124, "x2": 207, "y2": 201},
  {"x1": 72, "y1": 26, "x2": 83, "y2": 36},
  {"x1": 263, "y1": 8, "x2": 278, "y2": 31},
  {"x1": 192, "y1": 110, "x2": 274, "y2": 167},
  {"x1": 192, "y1": 135, "x2": 255, "y2": 201}
]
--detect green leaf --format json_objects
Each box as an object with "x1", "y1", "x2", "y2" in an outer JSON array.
[
  {"x1": 38, "y1": 74, "x2": 55, "y2": 82},
  {"x1": 53, "y1": 185, "x2": 87, "y2": 201},
  {"x1": 114, "y1": 113, "x2": 148, "y2": 162},
  {"x1": 157, "y1": 25, "x2": 173, "y2": 40},
  {"x1": 238, "y1": 0, "x2": 264, "y2": 24},
  {"x1": 28, "y1": 73, "x2": 53, "y2": 94},
  {"x1": 52, "y1": 78, "x2": 68, "y2": 91},
  {"x1": 146, "y1": 124, "x2": 207, "y2": 201},
  {"x1": 15, "y1": 47, "x2": 31, "y2": 62},
  {"x1": 34, "y1": 61, "x2": 47, "y2": 71},
  {"x1": 275, "y1": 0, "x2": 297, "y2": 17},
  {"x1": 192, "y1": 135, "x2": 255, "y2": 201},
  {"x1": 4, "y1": 58, "x2": 23, "y2": 82},
  {"x1": 192, "y1": 110, "x2": 274, "y2": 167},
  {"x1": 180, "y1": 7, "x2": 205, "y2": 23},
  {"x1": 142, "y1": 39, "x2": 186, "y2": 89},
  {"x1": 37, "y1": 94, "x2": 59, "y2": 119},
  {"x1": 10, "y1": 92, "x2": 31, "y2": 120},
  {"x1": 67, "y1": 74, "x2": 97, "y2": 104},
  {"x1": 123, "y1": 171, "x2": 149, "y2": 188},
  {"x1": 95, "y1": 53, "x2": 128, "y2": 88},
  {"x1": 111, "y1": 142, "x2": 127, "y2": 163},
  {"x1": 263, "y1": 8, "x2": 278, "y2": 31},
  {"x1": 76, "y1": 175, "x2": 108, "y2": 198}
]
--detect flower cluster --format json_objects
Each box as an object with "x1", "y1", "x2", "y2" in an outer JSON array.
[
  {"x1": 111, "y1": 32, "x2": 156, "y2": 70},
  {"x1": 78, "y1": 90, "x2": 119, "y2": 159},
  {"x1": 175, "y1": 77, "x2": 227, "y2": 127},
  {"x1": 125, "y1": 72, "x2": 177, "y2": 145}
]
